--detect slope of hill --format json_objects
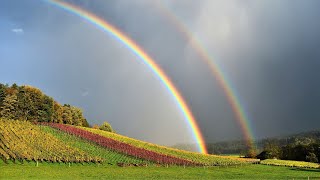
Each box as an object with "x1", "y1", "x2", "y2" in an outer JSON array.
[
  {"x1": 0, "y1": 119, "x2": 101, "y2": 163},
  {"x1": 0, "y1": 119, "x2": 156, "y2": 165},
  {"x1": 41, "y1": 126, "x2": 153, "y2": 165},
  {"x1": 46, "y1": 123, "x2": 200, "y2": 166},
  {"x1": 78, "y1": 126, "x2": 259, "y2": 166},
  {"x1": 0, "y1": 119, "x2": 259, "y2": 166}
]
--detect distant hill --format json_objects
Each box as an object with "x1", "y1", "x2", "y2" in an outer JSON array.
[
  {"x1": 254, "y1": 130, "x2": 320, "y2": 149},
  {"x1": 174, "y1": 130, "x2": 320, "y2": 155}
]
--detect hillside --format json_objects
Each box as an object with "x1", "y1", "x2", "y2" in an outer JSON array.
[
  {"x1": 0, "y1": 119, "x2": 259, "y2": 166},
  {"x1": 79, "y1": 126, "x2": 259, "y2": 166},
  {"x1": 0, "y1": 119, "x2": 100, "y2": 163},
  {"x1": 0, "y1": 84, "x2": 261, "y2": 167},
  {"x1": 0, "y1": 119, "x2": 149, "y2": 165}
]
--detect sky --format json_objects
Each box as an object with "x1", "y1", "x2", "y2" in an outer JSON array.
[{"x1": 1, "y1": 0, "x2": 320, "y2": 147}]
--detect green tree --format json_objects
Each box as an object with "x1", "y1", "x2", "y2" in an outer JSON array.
[
  {"x1": 39, "y1": 95, "x2": 54, "y2": 122},
  {"x1": 16, "y1": 87, "x2": 34, "y2": 121},
  {"x1": 0, "y1": 83, "x2": 90, "y2": 127},
  {"x1": 99, "y1": 121, "x2": 114, "y2": 133},
  {"x1": 62, "y1": 104, "x2": 73, "y2": 124},
  {"x1": 82, "y1": 119, "x2": 90, "y2": 127},
  {"x1": 22, "y1": 85, "x2": 45, "y2": 122},
  {"x1": 53, "y1": 101, "x2": 63, "y2": 123},
  {"x1": 263, "y1": 140, "x2": 281, "y2": 159},
  {"x1": 306, "y1": 152, "x2": 318, "y2": 163},
  {"x1": 0, "y1": 83, "x2": 7, "y2": 107},
  {"x1": 0, "y1": 94, "x2": 18, "y2": 119},
  {"x1": 70, "y1": 106, "x2": 85, "y2": 126}
]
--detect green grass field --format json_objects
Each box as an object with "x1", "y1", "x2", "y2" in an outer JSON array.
[{"x1": 1, "y1": 160, "x2": 320, "y2": 179}]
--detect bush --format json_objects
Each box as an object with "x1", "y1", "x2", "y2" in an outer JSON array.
[
  {"x1": 257, "y1": 150, "x2": 279, "y2": 160},
  {"x1": 99, "y1": 122, "x2": 114, "y2": 133},
  {"x1": 92, "y1": 124, "x2": 99, "y2": 129},
  {"x1": 245, "y1": 148, "x2": 257, "y2": 158}
]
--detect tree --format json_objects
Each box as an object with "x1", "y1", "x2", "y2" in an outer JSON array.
[
  {"x1": 0, "y1": 83, "x2": 7, "y2": 107},
  {"x1": 62, "y1": 104, "x2": 73, "y2": 124},
  {"x1": 22, "y1": 85, "x2": 45, "y2": 122},
  {"x1": 82, "y1": 119, "x2": 90, "y2": 127},
  {"x1": 0, "y1": 83, "x2": 89, "y2": 127},
  {"x1": 0, "y1": 94, "x2": 18, "y2": 119},
  {"x1": 70, "y1": 106, "x2": 86, "y2": 126},
  {"x1": 16, "y1": 87, "x2": 33, "y2": 120},
  {"x1": 99, "y1": 121, "x2": 114, "y2": 133},
  {"x1": 53, "y1": 102, "x2": 63, "y2": 123},
  {"x1": 306, "y1": 152, "x2": 318, "y2": 163},
  {"x1": 262, "y1": 140, "x2": 281, "y2": 159},
  {"x1": 244, "y1": 146, "x2": 257, "y2": 158},
  {"x1": 40, "y1": 95, "x2": 54, "y2": 122}
]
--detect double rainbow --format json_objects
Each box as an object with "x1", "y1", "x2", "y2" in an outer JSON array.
[
  {"x1": 44, "y1": 0, "x2": 208, "y2": 153},
  {"x1": 154, "y1": 2, "x2": 255, "y2": 148}
]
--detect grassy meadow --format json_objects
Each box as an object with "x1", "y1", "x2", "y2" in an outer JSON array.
[{"x1": 1, "y1": 160, "x2": 320, "y2": 179}]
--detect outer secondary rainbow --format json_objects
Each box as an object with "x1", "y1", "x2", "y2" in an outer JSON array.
[
  {"x1": 154, "y1": 1, "x2": 255, "y2": 148},
  {"x1": 44, "y1": 0, "x2": 208, "y2": 154}
]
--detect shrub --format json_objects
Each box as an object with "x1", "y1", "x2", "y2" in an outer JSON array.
[
  {"x1": 245, "y1": 148, "x2": 257, "y2": 158},
  {"x1": 99, "y1": 121, "x2": 114, "y2": 133},
  {"x1": 92, "y1": 124, "x2": 99, "y2": 129}
]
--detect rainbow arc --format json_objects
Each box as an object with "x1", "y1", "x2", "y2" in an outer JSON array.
[{"x1": 45, "y1": 0, "x2": 208, "y2": 154}]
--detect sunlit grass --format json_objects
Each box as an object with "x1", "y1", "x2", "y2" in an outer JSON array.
[{"x1": 1, "y1": 160, "x2": 320, "y2": 179}]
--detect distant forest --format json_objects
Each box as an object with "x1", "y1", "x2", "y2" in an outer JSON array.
[
  {"x1": 0, "y1": 83, "x2": 89, "y2": 127},
  {"x1": 175, "y1": 130, "x2": 320, "y2": 162},
  {"x1": 206, "y1": 130, "x2": 320, "y2": 155},
  {"x1": 207, "y1": 131, "x2": 320, "y2": 162}
]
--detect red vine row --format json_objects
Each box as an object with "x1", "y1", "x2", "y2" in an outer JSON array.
[{"x1": 44, "y1": 123, "x2": 201, "y2": 166}]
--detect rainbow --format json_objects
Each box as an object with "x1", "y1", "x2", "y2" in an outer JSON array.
[
  {"x1": 154, "y1": 2, "x2": 255, "y2": 148},
  {"x1": 44, "y1": 0, "x2": 208, "y2": 154}
]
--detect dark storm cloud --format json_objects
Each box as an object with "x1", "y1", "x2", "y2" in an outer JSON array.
[{"x1": 169, "y1": 0, "x2": 320, "y2": 140}]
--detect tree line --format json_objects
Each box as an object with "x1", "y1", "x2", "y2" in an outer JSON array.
[
  {"x1": 257, "y1": 137, "x2": 320, "y2": 163},
  {"x1": 204, "y1": 130, "x2": 320, "y2": 163},
  {"x1": 0, "y1": 83, "x2": 89, "y2": 127}
]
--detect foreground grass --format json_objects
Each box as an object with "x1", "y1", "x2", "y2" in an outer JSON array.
[{"x1": 1, "y1": 160, "x2": 320, "y2": 179}]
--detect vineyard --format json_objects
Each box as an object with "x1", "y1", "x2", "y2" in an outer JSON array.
[
  {"x1": 0, "y1": 119, "x2": 101, "y2": 163},
  {"x1": 46, "y1": 123, "x2": 199, "y2": 166},
  {"x1": 79, "y1": 126, "x2": 259, "y2": 166},
  {"x1": 261, "y1": 159, "x2": 320, "y2": 168},
  {"x1": 42, "y1": 126, "x2": 152, "y2": 165},
  {"x1": 0, "y1": 119, "x2": 259, "y2": 166}
]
